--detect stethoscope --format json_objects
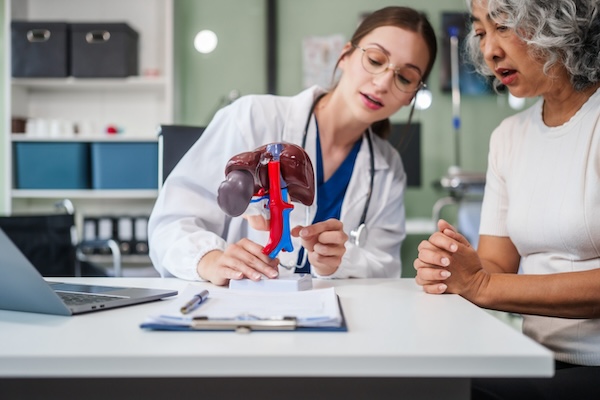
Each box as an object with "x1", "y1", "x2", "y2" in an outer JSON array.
[
  {"x1": 279, "y1": 95, "x2": 375, "y2": 271},
  {"x1": 300, "y1": 94, "x2": 375, "y2": 248}
]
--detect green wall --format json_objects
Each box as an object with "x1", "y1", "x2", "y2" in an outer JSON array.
[{"x1": 173, "y1": 0, "x2": 267, "y2": 124}]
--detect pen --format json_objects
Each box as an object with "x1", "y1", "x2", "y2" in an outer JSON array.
[{"x1": 180, "y1": 289, "x2": 210, "y2": 314}]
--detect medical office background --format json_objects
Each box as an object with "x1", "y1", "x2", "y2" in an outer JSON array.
[{"x1": 0, "y1": 0, "x2": 531, "y2": 276}]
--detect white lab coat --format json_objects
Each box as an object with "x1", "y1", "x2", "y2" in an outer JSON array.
[{"x1": 148, "y1": 86, "x2": 406, "y2": 280}]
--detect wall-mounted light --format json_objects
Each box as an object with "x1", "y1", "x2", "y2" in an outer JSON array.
[
  {"x1": 194, "y1": 30, "x2": 218, "y2": 54},
  {"x1": 414, "y1": 87, "x2": 433, "y2": 110},
  {"x1": 508, "y1": 92, "x2": 525, "y2": 110}
]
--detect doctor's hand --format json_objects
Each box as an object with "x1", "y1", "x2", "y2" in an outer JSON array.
[
  {"x1": 291, "y1": 218, "x2": 348, "y2": 276},
  {"x1": 414, "y1": 219, "x2": 488, "y2": 301},
  {"x1": 196, "y1": 238, "x2": 279, "y2": 286}
]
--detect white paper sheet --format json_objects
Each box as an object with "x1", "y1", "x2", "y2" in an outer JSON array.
[{"x1": 145, "y1": 284, "x2": 342, "y2": 328}]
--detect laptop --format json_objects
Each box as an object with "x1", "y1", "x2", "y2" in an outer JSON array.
[{"x1": 0, "y1": 228, "x2": 177, "y2": 316}]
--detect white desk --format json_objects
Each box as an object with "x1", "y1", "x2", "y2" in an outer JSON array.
[{"x1": 0, "y1": 278, "x2": 553, "y2": 400}]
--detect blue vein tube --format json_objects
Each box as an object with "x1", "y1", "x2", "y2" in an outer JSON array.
[{"x1": 265, "y1": 144, "x2": 294, "y2": 258}]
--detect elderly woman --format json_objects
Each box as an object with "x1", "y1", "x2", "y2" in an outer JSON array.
[{"x1": 414, "y1": 0, "x2": 600, "y2": 398}]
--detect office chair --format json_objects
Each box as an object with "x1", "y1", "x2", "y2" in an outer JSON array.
[
  {"x1": 157, "y1": 124, "x2": 206, "y2": 186},
  {"x1": 0, "y1": 199, "x2": 121, "y2": 277}
]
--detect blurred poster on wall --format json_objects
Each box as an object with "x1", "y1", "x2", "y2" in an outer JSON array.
[{"x1": 302, "y1": 34, "x2": 345, "y2": 89}]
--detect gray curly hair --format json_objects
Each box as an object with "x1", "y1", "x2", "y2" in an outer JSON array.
[{"x1": 465, "y1": 0, "x2": 600, "y2": 92}]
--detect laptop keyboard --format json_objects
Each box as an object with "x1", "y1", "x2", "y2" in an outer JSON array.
[{"x1": 57, "y1": 291, "x2": 123, "y2": 306}]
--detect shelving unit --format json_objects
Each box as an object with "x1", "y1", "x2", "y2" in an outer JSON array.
[
  {"x1": 12, "y1": 77, "x2": 169, "y2": 91},
  {"x1": 12, "y1": 189, "x2": 158, "y2": 200},
  {"x1": 3, "y1": 0, "x2": 174, "y2": 269}
]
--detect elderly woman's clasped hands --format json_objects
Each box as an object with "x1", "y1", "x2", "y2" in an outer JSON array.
[{"x1": 414, "y1": 219, "x2": 490, "y2": 303}]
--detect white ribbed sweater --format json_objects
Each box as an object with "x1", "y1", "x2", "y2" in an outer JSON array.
[{"x1": 479, "y1": 88, "x2": 600, "y2": 366}]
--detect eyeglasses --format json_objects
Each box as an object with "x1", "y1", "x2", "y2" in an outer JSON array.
[{"x1": 353, "y1": 45, "x2": 425, "y2": 93}]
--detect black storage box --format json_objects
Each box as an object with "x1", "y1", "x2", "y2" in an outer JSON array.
[
  {"x1": 70, "y1": 23, "x2": 138, "y2": 77},
  {"x1": 11, "y1": 21, "x2": 69, "y2": 77}
]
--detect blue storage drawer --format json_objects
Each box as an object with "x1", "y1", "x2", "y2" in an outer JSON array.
[
  {"x1": 91, "y1": 142, "x2": 158, "y2": 189},
  {"x1": 14, "y1": 142, "x2": 90, "y2": 189}
]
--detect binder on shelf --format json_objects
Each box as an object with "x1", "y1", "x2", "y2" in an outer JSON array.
[
  {"x1": 116, "y1": 216, "x2": 134, "y2": 255},
  {"x1": 80, "y1": 217, "x2": 98, "y2": 255},
  {"x1": 133, "y1": 216, "x2": 149, "y2": 255},
  {"x1": 96, "y1": 217, "x2": 114, "y2": 255},
  {"x1": 140, "y1": 285, "x2": 347, "y2": 333}
]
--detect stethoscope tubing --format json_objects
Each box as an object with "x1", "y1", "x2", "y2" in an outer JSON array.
[{"x1": 301, "y1": 93, "x2": 375, "y2": 246}]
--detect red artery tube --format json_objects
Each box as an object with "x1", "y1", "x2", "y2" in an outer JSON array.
[{"x1": 262, "y1": 160, "x2": 293, "y2": 257}]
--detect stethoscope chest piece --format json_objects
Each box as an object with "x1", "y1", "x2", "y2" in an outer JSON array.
[{"x1": 350, "y1": 223, "x2": 368, "y2": 247}]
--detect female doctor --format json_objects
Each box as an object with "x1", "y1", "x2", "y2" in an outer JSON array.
[{"x1": 148, "y1": 6, "x2": 437, "y2": 285}]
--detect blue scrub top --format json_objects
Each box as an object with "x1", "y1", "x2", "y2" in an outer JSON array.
[{"x1": 296, "y1": 123, "x2": 361, "y2": 273}]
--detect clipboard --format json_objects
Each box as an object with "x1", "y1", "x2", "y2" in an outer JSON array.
[{"x1": 140, "y1": 286, "x2": 348, "y2": 333}]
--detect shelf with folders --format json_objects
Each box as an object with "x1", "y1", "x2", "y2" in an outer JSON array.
[
  {"x1": 11, "y1": 190, "x2": 158, "y2": 200},
  {"x1": 11, "y1": 137, "x2": 160, "y2": 196},
  {"x1": 3, "y1": 0, "x2": 173, "y2": 216},
  {"x1": 11, "y1": 135, "x2": 160, "y2": 143},
  {"x1": 12, "y1": 76, "x2": 168, "y2": 91},
  {"x1": 83, "y1": 254, "x2": 152, "y2": 265},
  {"x1": 78, "y1": 214, "x2": 152, "y2": 268}
]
